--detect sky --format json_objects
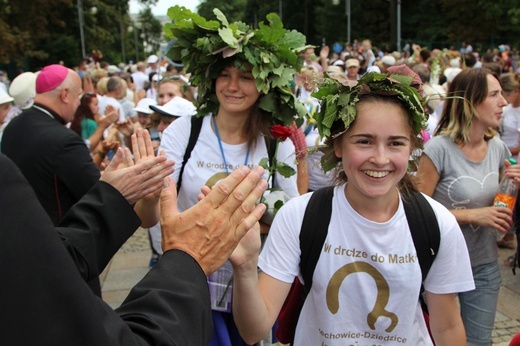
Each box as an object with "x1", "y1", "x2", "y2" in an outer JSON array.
[{"x1": 129, "y1": 0, "x2": 201, "y2": 16}]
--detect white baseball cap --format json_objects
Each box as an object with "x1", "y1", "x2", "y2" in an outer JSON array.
[
  {"x1": 147, "y1": 55, "x2": 159, "y2": 64},
  {"x1": 381, "y1": 55, "x2": 396, "y2": 66},
  {"x1": 133, "y1": 98, "x2": 157, "y2": 114},
  {"x1": 345, "y1": 59, "x2": 360, "y2": 68},
  {"x1": 149, "y1": 97, "x2": 196, "y2": 117},
  {"x1": 107, "y1": 65, "x2": 120, "y2": 74},
  {"x1": 0, "y1": 88, "x2": 14, "y2": 105}
]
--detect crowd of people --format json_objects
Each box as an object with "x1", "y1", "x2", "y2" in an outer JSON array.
[{"x1": 1, "y1": 5, "x2": 520, "y2": 346}]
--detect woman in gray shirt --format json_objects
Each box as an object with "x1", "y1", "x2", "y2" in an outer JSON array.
[{"x1": 417, "y1": 67, "x2": 520, "y2": 346}]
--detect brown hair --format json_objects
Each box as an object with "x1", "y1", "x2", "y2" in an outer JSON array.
[
  {"x1": 435, "y1": 67, "x2": 496, "y2": 143},
  {"x1": 158, "y1": 78, "x2": 195, "y2": 102}
]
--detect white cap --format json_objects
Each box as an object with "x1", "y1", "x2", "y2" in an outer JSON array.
[
  {"x1": 444, "y1": 67, "x2": 462, "y2": 83},
  {"x1": 345, "y1": 58, "x2": 360, "y2": 68},
  {"x1": 0, "y1": 88, "x2": 14, "y2": 105},
  {"x1": 449, "y1": 57, "x2": 461, "y2": 67},
  {"x1": 149, "y1": 97, "x2": 196, "y2": 117},
  {"x1": 9, "y1": 72, "x2": 36, "y2": 109},
  {"x1": 152, "y1": 74, "x2": 163, "y2": 82},
  {"x1": 381, "y1": 55, "x2": 396, "y2": 66},
  {"x1": 107, "y1": 65, "x2": 120, "y2": 74},
  {"x1": 133, "y1": 98, "x2": 157, "y2": 114},
  {"x1": 366, "y1": 65, "x2": 382, "y2": 73},
  {"x1": 147, "y1": 54, "x2": 159, "y2": 64}
]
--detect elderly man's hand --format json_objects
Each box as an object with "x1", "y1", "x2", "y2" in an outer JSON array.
[
  {"x1": 160, "y1": 166, "x2": 268, "y2": 275},
  {"x1": 100, "y1": 147, "x2": 174, "y2": 205}
]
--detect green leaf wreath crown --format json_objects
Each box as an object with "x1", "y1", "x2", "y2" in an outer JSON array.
[
  {"x1": 311, "y1": 67, "x2": 428, "y2": 172},
  {"x1": 164, "y1": 6, "x2": 312, "y2": 127}
]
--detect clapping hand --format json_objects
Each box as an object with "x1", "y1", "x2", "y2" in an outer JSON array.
[
  {"x1": 160, "y1": 166, "x2": 267, "y2": 275},
  {"x1": 131, "y1": 128, "x2": 168, "y2": 200},
  {"x1": 100, "y1": 141, "x2": 174, "y2": 205}
]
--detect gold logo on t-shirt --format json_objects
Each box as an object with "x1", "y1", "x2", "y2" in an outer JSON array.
[
  {"x1": 326, "y1": 261, "x2": 398, "y2": 332},
  {"x1": 206, "y1": 172, "x2": 230, "y2": 188}
]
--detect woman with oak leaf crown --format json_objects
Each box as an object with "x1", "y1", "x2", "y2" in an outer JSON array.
[
  {"x1": 229, "y1": 65, "x2": 475, "y2": 345},
  {"x1": 159, "y1": 6, "x2": 309, "y2": 346}
]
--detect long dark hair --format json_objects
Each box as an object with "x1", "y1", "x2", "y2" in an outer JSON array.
[{"x1": 71, "y1": 93, "x2": 96, "y2": 136}]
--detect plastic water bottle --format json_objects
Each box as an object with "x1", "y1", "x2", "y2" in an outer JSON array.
[{"x1": 492, "y1": 157, "x2": 518, "y2": 240}]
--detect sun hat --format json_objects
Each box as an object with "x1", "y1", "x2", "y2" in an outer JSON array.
[
  {"x1": 149, "y1": 97, "x2": 196, "y2": 117},
  {"x1": 9, "y1": 72, "x2": 36, "y2": 109},
  {"x1": 35, "y1": 64, "x2": 69, "y2": 93},
  {"x1": 326, "y1": 65, "x2": 344, "y2": 76},
  {"x1": 0, "y1": 88, "x2": 14, "y2": 105},
  {"x1": 345, "y1": 59, "x2": 360, "y2": 68},
  {"x1": 133, "y1": 98, "x2": 157, "y2": 114}
]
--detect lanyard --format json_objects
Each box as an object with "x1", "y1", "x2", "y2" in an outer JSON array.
[{"x1": 212, "y1": 116, "x2": 250, "y2": 174}]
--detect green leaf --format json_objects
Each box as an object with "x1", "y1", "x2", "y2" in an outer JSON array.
[
  {"x1": 258, "y1": 157, "x2": 269, "y2": 170},
  {"x1": 282, "y1": 30, "x2": 307, "y2": 49},
  {"x1": 275, "y1": 162, "x2": 296, "y2": 178},
  {"x1": 323, "y1": 96, "x2": 338, "y2": 129},
  {"x1": 389, "y1": 74, "x2": 413, "y2": 86},
  {"x1": 256, "y1": 13, "x2": 285, "y2": 44},
  {"x1": 274, "y1": 200, "x2": 285, "y2": 214},
  {"x1": 337, "y1": 93, "x2": 351, "y2": 106},
  {"x1": 258, "y1": 93, "x2": 277, "y2": 113},
  {"x1": 218, "y1": 27, "x2": 238, "y2": 48},
  {"x1": 213, "y1": 8, "x2": 229, "y2": 27}
]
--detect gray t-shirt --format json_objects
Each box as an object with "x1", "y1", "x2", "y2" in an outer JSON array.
[{"x1": 423, "y1": 135, "x2": 510, "y2": 267}]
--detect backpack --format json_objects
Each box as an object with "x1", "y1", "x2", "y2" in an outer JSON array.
[
  {"x1": 275, "y1": 186, "x2": 441, "y2": 344},
  {"x1": 176, "y1": 116, "x2": 277, "y2": 192}
]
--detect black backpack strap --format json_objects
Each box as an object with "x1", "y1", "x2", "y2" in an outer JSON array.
[
  {"x1": 402, "y1": 190, "x2": 440, "y2": 282},
  {"x1": 176, "y1": 116, "x2": 204, "y2": 192},
  {"x1": 299, "y1": 186, "x2": 335, "y2": 298},
  {"x1": 402, "y1": 190, "x2": 441, "y2": 313}
]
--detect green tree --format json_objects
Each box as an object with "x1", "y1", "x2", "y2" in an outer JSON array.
[
  {"x1": 0, "y1": 0, "x2": 75, "y2": 66},
  {"x1": 197, "y1": 0, "x2": 247, "y2": 22},
  {"x1": 136, "y1": 6, "x2": 162, "y2": 58}
]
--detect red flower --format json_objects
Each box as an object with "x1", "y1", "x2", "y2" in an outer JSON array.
[{"x1": 270, "y1": 124, "x2": 292, "y2": 141}]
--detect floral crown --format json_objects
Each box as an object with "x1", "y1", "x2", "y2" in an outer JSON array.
[
  {"x1": 164, "y1": 6, "x2": 311, "y2": 127},
  {"x1": 311, "y1": 64, "x2": 428, "y2": 172}
]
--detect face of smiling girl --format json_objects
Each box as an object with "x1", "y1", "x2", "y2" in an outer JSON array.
[
  {"x1": 334, "y1": 99, "x2": 412, "y2": 205},
  {"x1": 215, "y1": 65, "x2": 260, "y2": 116}
]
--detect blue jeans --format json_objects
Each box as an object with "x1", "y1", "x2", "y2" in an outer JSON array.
[{"x1": 459, "y1": 261, "x2": 501, "y2": 346}]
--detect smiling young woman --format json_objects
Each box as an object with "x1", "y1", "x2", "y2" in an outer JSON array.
[
  {"x1": 229, "y1": 66, "x2": 474, "y2": 346},
  {"x1": 157, "y1": 7, "x2": 308, "y2": 346}
]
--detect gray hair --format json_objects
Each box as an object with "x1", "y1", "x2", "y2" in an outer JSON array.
[{"x1": 106, "y1": 77, "x2": 121, "y2": 93}]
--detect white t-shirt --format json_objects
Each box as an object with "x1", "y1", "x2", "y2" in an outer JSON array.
[
  {"x1": 160, "y1": 114, "x2": 299, "y2": 212},
  {"x1": 98, "y1": 96, "x2": 123, "y2": 121},
  {"x1": 305, "y1": 127, "x2": 334, "y2": 190},
  {"x1": 259, "y1": 185, "x2": 474, "y2": 345},
  {"x1": 131, "y1": 71, "x2": 148, "y2": 92},
  {"x1": 500, "y1": 104, "x2": 520, "y2": 148}
]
